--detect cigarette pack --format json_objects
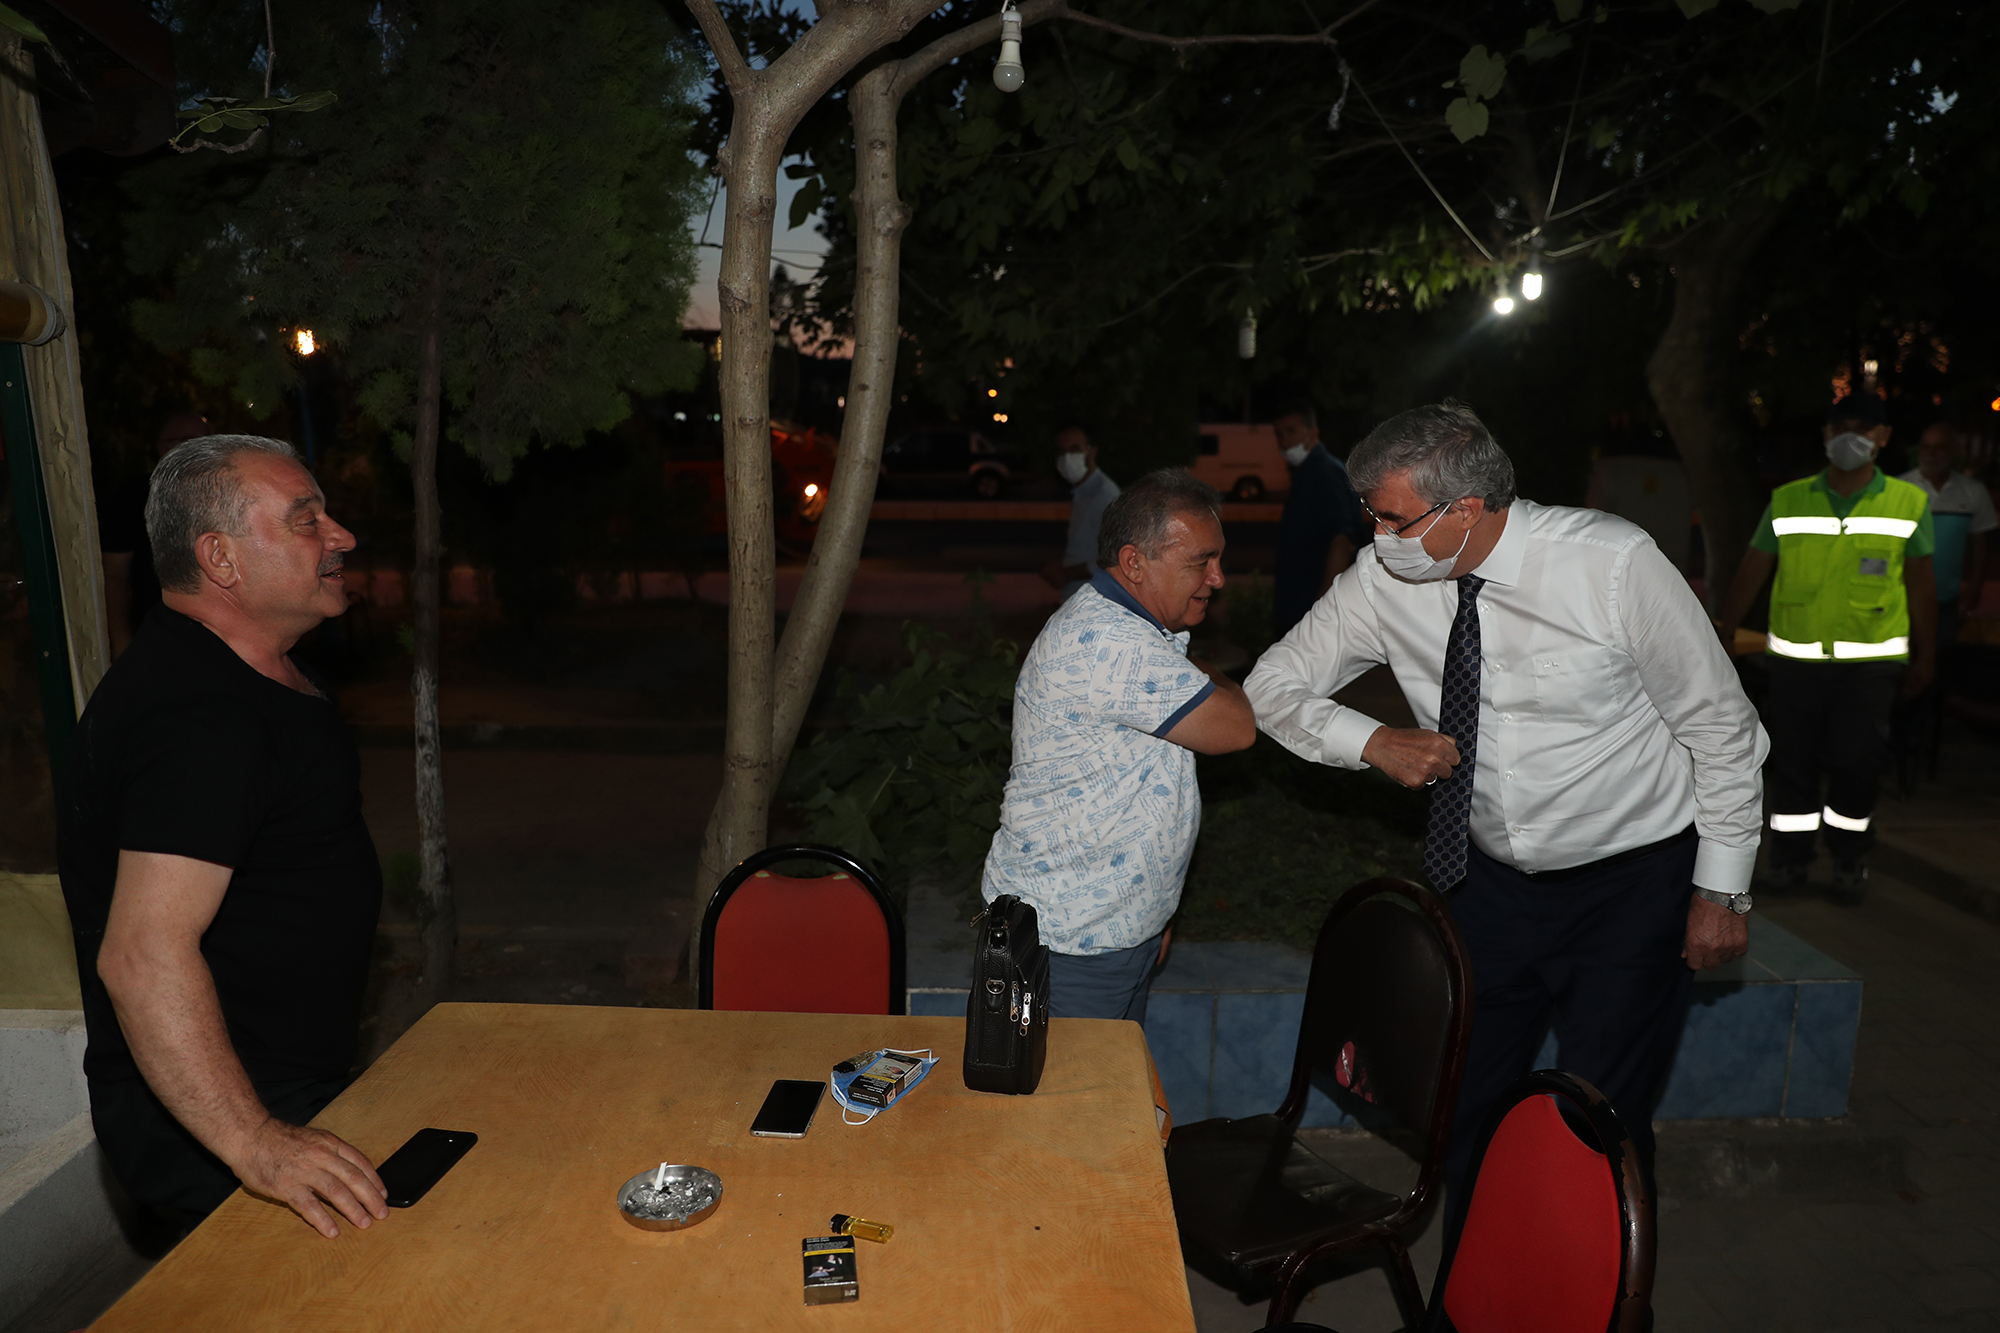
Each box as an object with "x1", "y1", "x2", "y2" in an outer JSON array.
[
  {"x1": 846, "y1": 1052, "x2": 924, "y2": 1108},
  {"x1": 802, "y1": 1235, "x2": 858, "y2": 1305}
]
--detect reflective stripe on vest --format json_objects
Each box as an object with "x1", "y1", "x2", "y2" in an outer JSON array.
[
  {"x1": 1822, "y1": 806, "x2": 1872, "y2": 832},
  {"x1": 1769, "y1": 811, "x2": 1821, "y2": 832},
  {"x1": 1766, "y1": 631, "x2": 1827, "y2": 660},
  {"x1": 1841, "y1": 516, "x2": 1918, "y2": 539},
  {"x1": 1833, "y1": 636, "x2": 1909, "y2": 659},
  {"x1": 1771, "y1": 516, "x2": 1842, "y2": 536}
]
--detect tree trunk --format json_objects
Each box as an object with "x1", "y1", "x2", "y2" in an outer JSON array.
[
  {"x1": 410, "y1": 272, "x2": 457, "y2": 1006},
  {"x1": 693, "y1": 116, "x2": 786, "y2": 927},
  {"x1": 766, "y1": 65, "x2": 909, "y2": 767},
  {"x1": 682, "y1": 0, "x2": 1019, "y2": 992},
  {"x1": 1645, "y1": 202, "x2": 1783, "y2": 613}
]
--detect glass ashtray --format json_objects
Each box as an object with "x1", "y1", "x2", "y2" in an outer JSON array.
[{"x1": 617, "y1": 1164, "x2": 723, "y2": 1232}]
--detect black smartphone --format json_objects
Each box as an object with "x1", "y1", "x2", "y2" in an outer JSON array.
[
  {"x1": 376, "y1": 1128, "x2": 478, "y2": 1208},
  {"x1": 750, "y1": 1080, "x2": 825, "y2": 1139}
]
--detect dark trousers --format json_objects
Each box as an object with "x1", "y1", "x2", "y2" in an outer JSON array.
[
  {"x1": 1443, "y1": 828, "x2": 1698, "y2": 1219},
  {"x1": 91, "y1": 1072, "x2": 349, "y2": 1232},
  {"x1": 1763, "y1": 656, "x2": 1902, "y2": 868}
]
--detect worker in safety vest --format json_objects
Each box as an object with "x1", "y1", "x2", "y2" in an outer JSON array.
[{"x1": 1719, "y1": 394, "x2": 1936, "y2": 903}]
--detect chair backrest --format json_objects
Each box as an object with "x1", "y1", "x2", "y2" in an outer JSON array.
[
  {"x1": 1428, "y1": 1071, "x2": 1653, "y2": 1333},
  {"x1": 1281, "y1": 879, "x2": 1472, "y2": 1169},
  {"x1": 697, "y1": 844, "x2": 905, "y2": 1015}
]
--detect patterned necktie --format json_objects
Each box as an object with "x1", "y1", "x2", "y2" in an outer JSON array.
[{"x1": 1424, "y1": 574, "x2": 1486, "y2": 890}]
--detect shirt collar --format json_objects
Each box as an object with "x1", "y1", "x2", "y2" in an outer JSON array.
[
  {"x1": 1089, "y1": 567, "x2": 1171, "y2": 634},
  {"x1": 1811, "y1": 467, "x2": 1886, "y2": 500},
  {"x1": 1464, "y1": 500, "x2": 1528, "y2": 588}
]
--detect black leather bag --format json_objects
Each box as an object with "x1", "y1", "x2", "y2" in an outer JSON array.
[{"x1": 962, "y1": 894, "x2": 1050, "y2": 1095}]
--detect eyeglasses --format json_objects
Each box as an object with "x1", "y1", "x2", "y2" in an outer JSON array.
[{"x1": 1360, "y1": 497, "x2": 1450, "y2": 537}]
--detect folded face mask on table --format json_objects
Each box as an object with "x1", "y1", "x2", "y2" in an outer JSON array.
[{"x1": 829, "y1": 1048, "x2": 938, "y2": 1124}]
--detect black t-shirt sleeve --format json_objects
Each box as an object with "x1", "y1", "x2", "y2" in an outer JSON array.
[{"x1": 114, "y1": 699, "x2": 266, "y2": 869}]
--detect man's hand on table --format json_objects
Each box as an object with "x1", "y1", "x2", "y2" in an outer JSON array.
[
  {"x1": 1361, "y1": 726, "x2": 1461, "y2": 790},
  {"x1": 1681, "y1": 895, "x2": 1749, "y2": 971},
  {"x1": 231, "y1": 1117, "x2": 388, "y2": 1239}
]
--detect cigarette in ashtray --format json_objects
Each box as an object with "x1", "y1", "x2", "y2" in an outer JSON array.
[{"x1": 624, "y1": 1172, "x2": 719, "y2": 1221}]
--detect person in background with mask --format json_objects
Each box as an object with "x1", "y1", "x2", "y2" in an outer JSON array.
[
  {"x1": 1271, "y1": 401, "x2": 1369, "y2": 636},
  {"x1": 1246, "y1": 401, "x2": 1766, "y2": 1221},
  {"x1": 1718, "y1": 393, "x2": 1935, "y2": 902},
  {"x1": 1040, "y1": 424, "x2": 1120, "y2": 599}
]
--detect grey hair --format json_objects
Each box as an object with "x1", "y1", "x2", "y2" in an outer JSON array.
[
  {"x1": 146, "y1": 434, "x2": 302, "y2": 593},
  {"x1": 1347, "y1": 401, "x2": 1516, "y2": 512},
  {"x1": 1097, "y1": 469, "x2": 1223, "y2": 568}
]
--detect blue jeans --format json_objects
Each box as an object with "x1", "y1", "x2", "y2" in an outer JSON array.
[{"x1": 1048, "y1": 932, "x2": 1164, "y2": 1023}]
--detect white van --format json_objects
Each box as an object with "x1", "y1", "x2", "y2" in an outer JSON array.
[{"x1": 1194, "y1": 423, "x2": 1288, "y2": 501}]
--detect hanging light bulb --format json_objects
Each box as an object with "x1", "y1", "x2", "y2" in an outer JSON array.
[
  {"x1": 993, "y1": 4, "x2": 1024, "y2": 93},
  {"x1": 1238, "y1": 308, "x2": 1257, "y2": 359},
  {"x1": 1522, "y1": 242, "x2": 1544, "y2": 301},
  {"x1": 1492, "y1": 293, "x2": 1516, "y2": 316}
]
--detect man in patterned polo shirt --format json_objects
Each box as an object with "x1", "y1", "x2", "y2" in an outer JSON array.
[{"x1": 981, "y1": 471, "x2": 1257, "y2": 1022}]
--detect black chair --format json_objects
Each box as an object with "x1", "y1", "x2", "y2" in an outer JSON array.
[
  {"x1": 1167, "y1": 877, "x2": 1473, "y2": 1328},
  {"x1": 697, "y1": 844, "x2": 905, "y2": 1015},
  {"x1": 1415, "y1": 1070, "x2": 1652, "y2": 1333}
]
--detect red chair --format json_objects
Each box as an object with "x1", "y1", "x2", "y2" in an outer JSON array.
[
  {"x1": 696, "y1": 844, "x2": 905, "y2": 1015},
  {"x1": 1422, "y1": 1070, "x2": 1654, "y2": 1333},
  {"x1": 1259, "y1": 1072, "x2": 1652, "y2": 1333}
]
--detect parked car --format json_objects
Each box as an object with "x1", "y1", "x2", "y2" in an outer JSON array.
[
  {"x1": 663, "y1": 419, "x2": 837, "y2": 554},
  {"x1": 880, "y1": 428, "x2": 1026, "y2": 499},
  {"x1": 1193, "y1": 423, "x2": 1287, "y2": 501}
]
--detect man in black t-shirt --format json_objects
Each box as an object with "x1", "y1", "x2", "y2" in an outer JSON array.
[{"x1": 59, "y1": 433, "x2": 388, "y2": 1238}]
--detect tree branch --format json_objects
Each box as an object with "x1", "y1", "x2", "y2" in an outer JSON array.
[
  {"x1": 892, "y1": 0, "x2": 1067, "y2": 101},
  {"x1": 685, "y1": 0, "x2": 756, "y2": 95}
]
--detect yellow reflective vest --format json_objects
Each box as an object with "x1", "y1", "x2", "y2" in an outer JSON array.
[{"x1": 1766, "y1": 473, "x2": 1929, "y2": 662}]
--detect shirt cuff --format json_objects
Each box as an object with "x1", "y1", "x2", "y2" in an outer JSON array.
[
  {"x1": 1692, "y1": 840, "x2": 1757, "y2": 896},
  {"x1": 1322, "y1": 708, "x2": 1388, "y2": 769}
]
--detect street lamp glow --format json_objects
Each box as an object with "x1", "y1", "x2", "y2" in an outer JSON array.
[
  {"x1": 987, "y1": 388, "x2": 998, "y2": 397},
  {"x1": 293, "y1": 328, "x2": 316, "y2": 356},
  {"x1": 803, "y1": 483, "x2": 820, "y2": 498},
  {"x1": 1521, "y1": 270, "x2": 1543, "y2": 301},
  {"x1": 1492, "y1": 296, "x2": 1515, "y2": 316},
  {"x1": 993, "y1": 412, "x2": 1009, "y2": 423},
  {"x1": 993, "y1": 6, "x2": 1024, "y2": 92}
]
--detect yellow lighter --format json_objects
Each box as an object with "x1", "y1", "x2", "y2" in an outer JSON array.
[{"x1": 829, "y1": 1212, "x2": 894, "y2": 1244}]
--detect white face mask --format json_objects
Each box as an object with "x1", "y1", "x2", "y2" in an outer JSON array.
[
  {"x1": 1282, "y1": 443, "x2": 1312, "y2": 467},
  {"x1": 1056, "y1": 452, "x2": 1089, "y2": 484},
  {"x1": 1825, "y1": 431, "x2": 1877, "y2": 471},
  {"x1": 1375, "y1": 503, "x2": 1470, "y2": 582}
]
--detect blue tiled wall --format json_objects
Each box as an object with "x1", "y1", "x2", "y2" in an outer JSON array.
[{"x1": 909, "y1": 915, "x2": 1860, "y2": 1123}]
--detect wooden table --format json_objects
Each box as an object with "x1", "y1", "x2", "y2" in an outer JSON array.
[{"x1": 92, "y1": 1005, "x2": 1194, "y2": 1332}]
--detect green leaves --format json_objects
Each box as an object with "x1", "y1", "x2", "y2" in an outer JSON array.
[
  {"x1": 1448, "y1": 44, "x2": 1506, "y2": 140},
  {"x1": 1446, "y1": 97, "x2": 1491, "y2": 143},
  {"x1": 0, "y1": 3, "x2": 47, "y2": 42},
  {"x1": 1553, "y1": 0, "x2": 1585, "y2": 19},
  {"x1": 1458, "y1": 45, "x2": 1508, "y2": 100},
  {"x1": 1522, "y1": 24, "x2": 1574, "y2": 61},
  {"x1": 170, "y1": 91, "x2": 339, "y2": 147},
  {"x1": 783, "y1": 616, "x2": 1021, "y2": 894},
  {"x1": 1674, "y1": 0, "x2": 1722, "y2": 16}
]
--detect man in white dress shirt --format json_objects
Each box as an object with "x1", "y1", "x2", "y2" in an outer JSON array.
[{"x1": 1245, "y1": 401, "x2": 1767, "y2": 1211}]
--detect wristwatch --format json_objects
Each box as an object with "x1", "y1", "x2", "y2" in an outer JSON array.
[{"x1": 1694, "y1": 887, "x2": 1753, "y2": 915}]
